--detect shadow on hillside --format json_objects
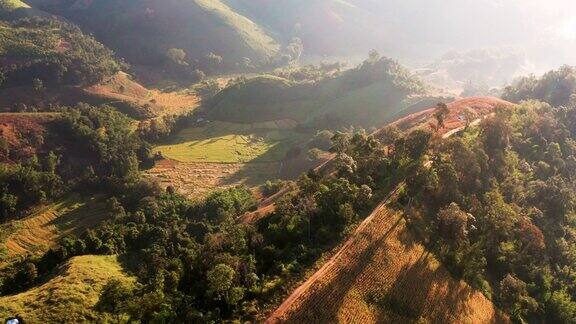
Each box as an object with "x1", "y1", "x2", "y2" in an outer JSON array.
[
  {"x1": 281, "y1": 207, "x2": 507, "y2": 323},
  {"x1": 282, "y1": 215, "x2": 403, "y2": 323},
  {"x1": 48, "y1": 196, "x2": 108, "y2": 235}
]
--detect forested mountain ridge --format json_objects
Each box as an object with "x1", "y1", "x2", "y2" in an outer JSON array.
[
  {"x1": 2, "y1": 1, "x2": 576, "y2": 323},
  {"x1": 26, "y1": 0, "x2": 282, "y2": 71}
]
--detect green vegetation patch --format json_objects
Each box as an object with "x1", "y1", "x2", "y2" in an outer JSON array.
[
  {"x1": 0, "y1": 18, "x2": 123, "y2": 88},
  {"x1": 0, "y1": 255, "x2": 134, "y2": 323},
  {"x1": 154, "y1": 121, "x2": 304, "y2": 163},
  {"x1": 0, "y1": 0, "x2": 30, "y2": 11}
]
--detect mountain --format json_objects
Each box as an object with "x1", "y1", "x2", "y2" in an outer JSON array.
[
  {"x1": 27, "y1": 0, "x2": 281, "y2": 69},
  {"x1": 206, "y1": 56, "x2": 448, "y2": 128}
]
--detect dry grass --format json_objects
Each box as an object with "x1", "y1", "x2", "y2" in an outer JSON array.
[
  {"x1": 153, "y1": 121, "x2": 303, "y2": 163},
  {"x1": 385, "y1": 96, "x2": 514, "y2": 136},
  {"x1": 145, "y1": 159, "x2": 280, "y2": 199},
  {"x1": 268, "y1": 198, "x2": 508, "y2": 323},
  {"x1": 0, "y1": 255, "x2": 134, "y2": 323},
  {"x1": 84, "y1": 72, "x2": 200, "y2": 117},
  {"x1": 2, "y1": 196, "x2": 108, "y2": 261}
]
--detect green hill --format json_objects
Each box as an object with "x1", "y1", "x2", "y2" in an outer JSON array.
[
  {"x1": 0, "y1": 255, "x2": 134, "y2": 323},
  {"x1": 0, "y1": 17, "x2": 123, "y2": 89},
  {"x1": 28, "y1": 0, "x2": 280, "y2": 69},
  {"x1": 206, "y1": 57, "x2": 436, "y2": 128},
  {"x1": 0, "y1": 0, "x2": 30, "y2": 11}
]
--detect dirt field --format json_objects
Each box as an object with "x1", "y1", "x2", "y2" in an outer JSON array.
[{"x1": 385, "y1": 96, "x2": 513, "y2": 136}]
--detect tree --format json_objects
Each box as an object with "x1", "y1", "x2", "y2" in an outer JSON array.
[
  {"x1": 97, "y1": 279, "x2": 134, "y2": 323},
  {"x1": 462, "y1": 107, "x2": 476, "y2": 128},
  {"x1": 434, "y1": 102, "x2": 450, "y2": 129},
  {"x1": 437, "y1": 203, "x2": 469, "y2": 245},
  {"x1": 547, "y1": 289, "x2": 576, "y2": 323},
  {"x1": 379, "y1": 125, "x2": 402, "y2": 146},
  {"x1": 203, "y1": 52, "x2": 223, "y2": 72},
  {"x1": 285, "y1": 37, "x2": 304, "y2": 63},
  {"x1": 499, "y1": 274, "x2": 537, "y2": 321},
  {"x1": 166, "y1": 48, "x2": 188, "y2": 66},
  {"x1": 207, "y1": 263, "x2": 235, "y2": 300},
  {"x1": 368, "y1": 49, "x2": 380, "y2": 63},
  {"x1": 32, "y1": 78, "x2": 44, "y2": 92}
]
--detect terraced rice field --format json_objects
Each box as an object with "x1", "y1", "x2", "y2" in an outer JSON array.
[
  {"x1": 145, "y1": 159, "x2": 280, "y2": 198},
  {"x1": 154, "y1": 121, "x2": 303, "y2": 163},
  {"x1": 1, "y1": 196, "x2": 108, "y2": 260},
  {"x1": 268, "y1": 191, "x2": 507, "y2": 323}
]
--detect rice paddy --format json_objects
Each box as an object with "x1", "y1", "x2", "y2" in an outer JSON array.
[{"x1": 154, "y1": 121, "x2": 304, "y2": 163}]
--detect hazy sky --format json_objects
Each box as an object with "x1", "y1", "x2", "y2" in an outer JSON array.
[{"x1": 376, "y1": 0, "x2": 576, "y2": 70}]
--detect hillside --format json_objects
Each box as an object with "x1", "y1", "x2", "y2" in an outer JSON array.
[
  {"x1": 0, "y1": 17, "x2": 123, "y2": 89},
  {"x1": 0, "y1": 0, "x2": 30, "y2": 11},
  {"x1": 1, "y1": 196, "x2": 108, "y2": 262},
  {"x1": 206, "y1": 57, "x2": 440, "y2": 128},
  {"x1": 267, "y1": 193, "x2": 508, "y2": 323},
  {"x1": 0, "y1": 255, "x2": 134, "y2": 322},
  {"x1": 28, "y1": 0, "x2": 280, "y2": 70}
]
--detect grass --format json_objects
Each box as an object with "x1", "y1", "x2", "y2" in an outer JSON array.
[
  {"x1": 208, "y1": 74, "x2": 437, "y2": 128},
  {"x1": 84, "y1": 72, "x2": 200, "y2": 118},
  {"x1": 1, "y1": 196, "x2": 109, "y2": 263},
  {"x1": 0, "y1": 0, "x2": 30, "y2": 11},
  {"x1": 194, "y1": 0, "x2": 279, "y2": 56},
  {"x1": 0, "y1": 255, "x2": 134, "y2": 323},
  {"x1": 154, "y1": 121, "x2": 304, "y2": 163},
  {"x1": 146, "y1": 159, "x2": 280, "y2": 198}
]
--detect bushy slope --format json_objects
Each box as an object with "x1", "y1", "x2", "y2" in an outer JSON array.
[
  {"x1": 0, "y1": 255, "x2": 134, "y2": 323},
  {"x1": 0, "y1": 17, "x2": 123, "y2": 88},
  {"x1": 207, "y1": 57, "x2": 431, "y2": 128},
  {"x1": 502, "y1": 65, "x2": 576, "y2": 107},
  {"x1": 28, "y1": 0, "x2": 280, "y2": 68}
]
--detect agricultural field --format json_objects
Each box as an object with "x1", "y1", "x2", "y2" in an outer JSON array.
[
  {"x1": 0, "y1": 255, "x2": 134, "y2": 323},
  {"x1": 268, "y1": 190, "x2": 507, "y2": 323},
  {"x1": 0, "y1": 196, "x2": 108, "y2": 263},
  {"x1": 145, "y1": 159, "x2": 280, "y2": 198},
  {"x1": 154, "y1": 121, "x2": 304, "y2": 163}
]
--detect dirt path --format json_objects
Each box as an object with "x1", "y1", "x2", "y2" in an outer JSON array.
[
  {"x1": 266, "y1": 114, "x2": 491, "y2": 323},
  {"x1": 266, "y1": 184, "x2": 404, "y2": 323}
]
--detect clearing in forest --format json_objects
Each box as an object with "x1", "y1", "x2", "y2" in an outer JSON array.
[
  {"x1": 145, "y1": 159, "x2": 280, "y2": 198},
  {"x1": 153, "y1": 121, "x2": 304, "y2": 163}
]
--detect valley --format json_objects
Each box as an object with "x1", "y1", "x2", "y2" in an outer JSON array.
[{"x1": 1, "y1": 1, "x2": 576, "y2": 323}]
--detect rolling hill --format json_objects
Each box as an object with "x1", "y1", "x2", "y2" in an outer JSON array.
[
  {"x1": 27, "y1": 0, "x2": 281, "y2": 69},
  {"x1": 0, "y1": 255, "x2": 134, "y2": 323},
  {"x1": 0, "y1": 0, "x2": 29, "y2": 11},
  {"x1": 267, "y1": 194, "x2": 508, "y2": 323},
  {"x1": 206, "y1": 57, "x2": 447, "y2": 128}
]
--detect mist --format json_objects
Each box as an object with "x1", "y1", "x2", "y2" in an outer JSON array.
[{"x1": 294, "y1": 0, "x2": 576, "y2": 85}]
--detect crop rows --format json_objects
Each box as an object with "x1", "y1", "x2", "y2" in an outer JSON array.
[{"x1": 271, "y1": 201, "x2": 505, "y2": 323}]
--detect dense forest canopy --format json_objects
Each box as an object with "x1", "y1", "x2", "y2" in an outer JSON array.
[{"x1": 406, "y1": 101, "x2": 576, "y2": 322}]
